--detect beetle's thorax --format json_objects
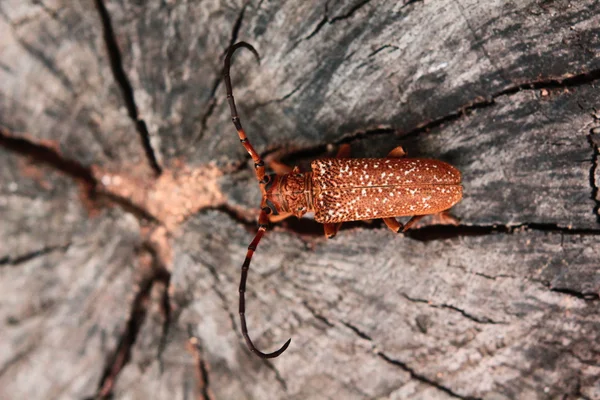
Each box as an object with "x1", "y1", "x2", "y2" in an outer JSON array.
[{"x1": 264, "y1": 172, "x2": 314, "y2": 217}]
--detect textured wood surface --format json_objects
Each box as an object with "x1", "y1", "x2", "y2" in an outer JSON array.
[{"x1": 1, "y1": 0, "x2": 599, "y2": 399}]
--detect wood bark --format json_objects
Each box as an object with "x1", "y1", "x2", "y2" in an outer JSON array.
[{"x1": 1, "y1": 0, "x2": 599, "y2": 399}]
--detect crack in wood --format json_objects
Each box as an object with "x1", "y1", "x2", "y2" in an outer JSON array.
[
  {"x1": 337, "y1": 316, "x2": 481, "y2": 400},
  {"x1": 304, "y1": 0, "x2": 377, "y2": 41},
  {"x1": 0, "y1": 126, "x2": 96, "y2": 187},
  {"x1": 302, "y1": 301, "x2": 335, "y2": 328},
  {"x1": 400, "y1": 293, "x2": 503, "y2": 325},
  {"x1": 587, "y1": 126, "x2": 600, "y2": 223},
  {"x1": 0, "y1": 8, "x2": 75, "y2": 92},
  {"x1": 340, "y1": 320, "x2": 373, "y2": 341},
  {"x1": 0, "y1": 126, "x2": 161, "y2": 222},
  {"x1": 94, "y1": 0, "x2": 162, "y2": 176},
  {"x1": 261, "y1": 359, "x2": 288, "y2": 391},
  {"x1": 194, "y1": 3, "x2": 249, "y2": 146},
  {"x1": 96, "y1": 275, "x2": 154, "y2": 398},
  {"x1": 249, "y1": 67, "x2": 600, "y2": 181},
  {"x1": 334, "y1": 67, "x2": 600, "y2": 148},
  {"x1": 548, "y1": 287, "x2": 599, "y2": 302},
  {"x1": 96, "y1": 238, "x2": 171, "y2": 398},
  {"x1": 0, "y1": 343, "x2": 38, "y2": 379},
  {"x1": 199, "y1": 256, "x2": 239, "y2": 332},
  {"x1": 376, "y1": 351, "x2": 482, "y2": 400},
  {"x1": 186, "y1": 333, "x2": 215, "y2": 400},
  {"x1": 0, "y1": 243, "x2": 70, "y2": 266}
]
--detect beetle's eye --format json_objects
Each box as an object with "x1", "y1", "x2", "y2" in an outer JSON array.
[{"x1": 262, "y1": 206, "x2": 272, "y2": 215}]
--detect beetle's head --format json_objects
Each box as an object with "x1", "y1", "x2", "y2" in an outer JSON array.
[{"x1": 259, "y1": 173, "x2": 284, "y2": 216}]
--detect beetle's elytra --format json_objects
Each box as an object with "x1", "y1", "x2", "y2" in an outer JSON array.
[{"x1": 223, "y1": 42, "x2": 463, "y2": 359}]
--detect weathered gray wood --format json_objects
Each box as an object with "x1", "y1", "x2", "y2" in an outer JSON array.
[
  {"x1": 0, "y1": 149, "x2": 142, "y2": 399},
  {"x1": 113, "y1": 211, "x2": 600, "y2": 400},
  {"x1": 0, "y1": 0, "x2": 155, "y2": 177},
  {"x1": 1, "y1": 0, "x2": 599, "y2": 399}
]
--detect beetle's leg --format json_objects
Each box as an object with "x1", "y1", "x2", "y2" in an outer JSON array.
[
  {"x1": 336, "y1": 144, "x2": 351, "y2": 158},
  {"x1": 239, "y1": 209, "x2": 291, "y2": 359},
  {"x1": 387, "y1": 146, "x2": 407, "y2": 158},
  {"x1": 384, "y1": 215, "x2": 424, "y2": 233},
  {"x1": 268, "y1": 212, "x2": 294, "y2": 223},
  {"x1": 223, "y1": 42, "x2": 267, "y2": 183},
  {"x1": 432, "y1": 210, "x2": 460, "y2": 226},
  {"x1": 402, "y1": 215, "x2": 424, "y2": 231},
  {"x1": 324, "y1": 222, "x2": 343, "y2": 239},
  {"x1": 266, "y1": 159, "x2": 294, "y2": 175},
  {"x1": 383, "y1": 217, "x2": 404, "y2": 233}
]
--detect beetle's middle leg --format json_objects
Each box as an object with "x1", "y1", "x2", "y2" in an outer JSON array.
[
  {"x1": 383, "y1": 217, "x2": 404, "y2": 233},
  {"x1": 383, "y1": 215, "x2": 424, "y2": 233}
]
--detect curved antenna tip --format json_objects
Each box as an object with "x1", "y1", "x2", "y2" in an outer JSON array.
[
  {"x1": 254, "y1": 338, "x2": 291, "y2": 359},
  {"x1": 227, "y1": 41, "x2": 261, "y2": 65}
]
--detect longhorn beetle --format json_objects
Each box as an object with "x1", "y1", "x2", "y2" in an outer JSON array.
[{"x1": 223, "y1": 42, "x2": 463, "y2": 359}]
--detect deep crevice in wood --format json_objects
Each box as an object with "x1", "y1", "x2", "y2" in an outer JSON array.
[
  {"x1": 157, "y1": 282, "x2": 172, "y2": 373},
  {"x1": 0, "y1": 126, "x2": 162, "y2": 223},
  {"x1": 94, "y1": 0, "x2": 162, "y2": 176},
  {"x1": 548, "y1": 287, "x2": 599, "y2": 302},
  {"x1": 587, "y1": 127, "x2": 600, "y2": 223},
  {"x1": 251, "y1": 67, "x2": 600, "y2": 180},
  {"x1": 96, "y1": 274, "x2": 154, "y2": 398},
  {"x1": 348, "y1": 67, "x2": 600, "y2": 146},
  {"x1": 99, "y1": 191, "x2": 161, "y2": 223},
  {"x1": 0, "y1": 126, "x2": 97, "y2": 190},
  {"x1": 185, "y1": 329, "x2": 215, "y2": 400},
  {"x1": 253, "y1": 217, "x2": 600, "y2": 242},
  {"x1": 96, "y1": 241, "x2": 171, "y2": 398},
  {"x1": 195, "y1": 4, "x2": 248, "y2": 145},
  {"x1": 197, "y1": 354, "x2": 213, "y2": 400},
  {"x1": 405, "y1": 222, "x2": 600, "y2": 240}
]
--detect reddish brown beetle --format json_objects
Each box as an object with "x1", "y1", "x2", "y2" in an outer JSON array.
[{"x1": 223, "y1": 42, "x2": 463, "y2": 359}]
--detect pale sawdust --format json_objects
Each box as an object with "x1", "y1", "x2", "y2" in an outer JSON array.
[{"x1": 94, "y1": 163, "x2": 225, "y2": 232}]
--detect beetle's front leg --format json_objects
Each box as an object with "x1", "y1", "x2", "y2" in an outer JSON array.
[
  {"x1": 263, "y1": 155, "x2": 300, "y2": 175},
  {"x1": 268, "y1": 212, "x2": 294, "y2": 223},
  {"x1": 324, "y1": 222, "x2": 342, "y2": 238}
]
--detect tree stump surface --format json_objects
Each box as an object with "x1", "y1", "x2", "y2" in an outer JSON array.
[{"x1": 1, "y1": 1, "x2": 599, "y2": 399}]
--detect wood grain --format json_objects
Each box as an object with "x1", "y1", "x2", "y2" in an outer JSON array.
[{"x1": 1, "y1": 0, "x2": 599, "y2": 399}]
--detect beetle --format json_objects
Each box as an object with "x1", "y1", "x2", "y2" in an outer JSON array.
[{"x1": 223, "y1": 42, "x2": 463, "y2": 359}]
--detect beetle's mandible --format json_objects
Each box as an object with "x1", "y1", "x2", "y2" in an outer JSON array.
[{"x1": 223, "y1": 42, "x2": 463, "y2": 359}]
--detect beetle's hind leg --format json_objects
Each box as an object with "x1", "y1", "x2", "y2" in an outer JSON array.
[
  {"x1": 431, "y1": 211, "x2": 460, "y2": 226},
  {"x1": 324, "y1": 222, "x2": 343, "y2": 238}
]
